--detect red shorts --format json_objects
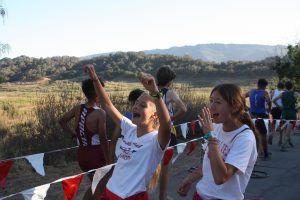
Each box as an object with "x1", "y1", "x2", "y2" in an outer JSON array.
[
  {"x1": 77, "y1": 145, "x2": 106, "y2": 172},
  {"x1": 193, "y1": 192, "x2": 221, "y2": 200},
  {"x1": 99, "y1": 188, "x2": 149, "y2": 200},
  {"x1": 193, "y1": 192, "x2": 203, "y2": 200}
]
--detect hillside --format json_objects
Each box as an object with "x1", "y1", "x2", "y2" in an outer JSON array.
[
  {"x1": 82, "y1": 43, "x2": 287, "y2": 62},
  {"x1": 0, "y1": 52, "x2": 277, "y2": 85}
]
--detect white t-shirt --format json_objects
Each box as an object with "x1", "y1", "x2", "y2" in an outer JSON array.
[
  {"x1": 196, "y1": 124, "x2": 257, "y2": 200},
  {"x1": 272, "y1": 89, "x2": 283, "y2": 108},
  {"x1": 107, "y1": 117, "x2": 165, "y2": 198},
  {"x1": 161, "y1": 88, "x2": 181, "y2": 117}
]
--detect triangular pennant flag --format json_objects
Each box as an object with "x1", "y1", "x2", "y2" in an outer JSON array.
[
  {"x1": 271, "y1": 119, "x2": 276, "y2": 129},
  {"x1": 275, "y1": 119, "x2": 280, "y2": 131},
  {"x1": 172, "y1": 143, "x2": 187, "y2": 164},
  {"x1": 197, "y1": 120, "x2": 202, "y2": 128},
  {"x1": 171, "y1": 125, "x2": 177, "y2": 137},
  {"x1": 177, "y1": 143, "x2": 187, "y2": 154},
  {"x1": 25, "y1": 153, "x2": 45, "y2": 176},
  {"x1": 163, "y1": 148, "x2": 174, "y2": 166},
  {"x1": 279, "y1": 120, "x2": 285, "y2": 129},
  {"x1": 281, "y1": 120, "x2": 289, "y2": 130},
  {"x1": 92, "y1": 164, "x2": 114, "y2": 194},
  {"x1": 191, "y1": 120, "x2": 196, "y2": 135},
  {"x1": 187, "y1": 141, "x2": 196, "y2": 155},
  {"x1": 263, "y1": 119, "x2": 270, "y2": 136},
  {"x1": 180, "y1": 123, "x2": 188, "y2": 139},
  {"x1": 290, "y1": 120, "x2": 296, "y2": 129},
  {"x1": 296, "y1": 120, "x2": 300, "y2": 130},
  {"x1": 21, "y1": 184, "x2": 50, "y2": 200},
  {"x1": 0, "y1": 160, "x2": 13, "y2": 189},
  {"x1": 62, "y1": 174, "x2": 83, "y2": 200}
]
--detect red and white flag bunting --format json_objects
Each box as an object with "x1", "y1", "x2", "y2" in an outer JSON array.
[
  {"x1": 3, "y1": 118, "x2": 300, "y2": 200},
  {"x1": 191, "y1": 120, "x2": 196, "y2": 134},
  {"x1": 163, "y1": 148, "x2": 174, "y2": 166},
  {"x1": 21, "y1": 184, "x2": 50, "y2": 200},
  {"x1": 172, "y1": 143, "x2": 187, "y2": 164},
  {"x1": 275, "y1": 120, "x2": 280, "y2": 131},
  {"x1": 25, "y1": 153, "x2": 45, "y2": 176},
  {"x1": 187, "y1": 141, "x2": 196, "y2": 155},
  {"x1": 180, "y1": 123, "x2": 188, "y2": 139},
  {"x1": 263, "y1": 119, "x2": 270, "y2": 136},
  {"x1": 62, "y1": 174, "x2": 83, "y2": 200},
  {"x1": 281, "y1": 121, "x2": 289, "y2": 130},
  {"x1": 0, "y1": 160, "x2": 13, "y2": 189},
  {"x1": 91, "y1": 164, "x2": 115, "y2": 194}
]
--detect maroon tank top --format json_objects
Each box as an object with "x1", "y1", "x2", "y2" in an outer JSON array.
[{"x1": 75, "y1": 104, "x2": 101, "y2": 147}]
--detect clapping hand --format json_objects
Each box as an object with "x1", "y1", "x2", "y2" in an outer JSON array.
[{"x1": 198, "y1": 107, "x2": 214, "y2": 135}]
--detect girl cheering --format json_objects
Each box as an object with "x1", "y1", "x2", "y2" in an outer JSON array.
[
  {"x1": 84, "y1": 64, "x2": 171, "y2": 200},
  {"x1": 178, "y1": 84, "x2": 259, "y2": 200}
]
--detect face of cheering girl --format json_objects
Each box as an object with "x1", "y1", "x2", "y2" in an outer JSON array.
[
  {"x1": 208, "y1": 84, "x2": 244, "y2": 132},
  {"x1": 209, "y1": 90, "x2": 235, "y2": 125},
  {"x1": 131, "y1": 93, "x2": 157, "y2": 128}
]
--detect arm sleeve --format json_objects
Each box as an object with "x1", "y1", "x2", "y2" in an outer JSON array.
[
  {"x1": 169, "y1": 90, "x2": 180, "y2": 102},
  {"x1": 120, "y1": 116, "x2": 135, "y2": 136},
  {"x1": 150, "y1": 134, "x2": 167, "y2": 165},
  {"x1": 225, "y1": 131, "x2": 256, "y2": 174}
]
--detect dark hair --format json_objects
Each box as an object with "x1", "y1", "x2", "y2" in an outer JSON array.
[
  {"x1": 128, "y1": 89, "x2": 144, "y2": 103},
  {"x1": 82, "y1": 78, "x2": 104, "y2": 100},
  {"x1": 156, "y1": 66, "x2": 176, "y2": 86},
  {"x1": 257, "y1": 78, "x2": 268, "y2": 89},
  {"x1": 285, "y1": 81, "x2": 293, "y2": 90},
  {"x1": 210, "y1": 84, "x2": 260, "y2": 150},
  {"x1": 277, "y1": 82, "x2": 284, "y2": 89}
]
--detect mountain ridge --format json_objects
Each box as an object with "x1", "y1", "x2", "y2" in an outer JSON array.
[{"x1": 82, "y1": 43, "x2": 287, "y2": 62}]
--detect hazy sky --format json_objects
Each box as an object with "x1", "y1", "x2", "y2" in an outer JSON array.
[{"x1": 1, "y1": 0, "x2": 300, "y2": 58}]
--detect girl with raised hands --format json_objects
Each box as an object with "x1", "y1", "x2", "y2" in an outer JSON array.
[
  {"x1": 84, "y1": 64, "x2": 171, "y2": 200},
  {"x1": 177, "y1": 84, "x2": 259, "y2": 200}
]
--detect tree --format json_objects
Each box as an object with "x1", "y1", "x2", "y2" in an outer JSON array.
[
  {"x1": 0, "y1": 1, "x2": 9, "y2": 58},
  {"x1": 271, "y1": 42, "x2": 300, "y2": 89}
]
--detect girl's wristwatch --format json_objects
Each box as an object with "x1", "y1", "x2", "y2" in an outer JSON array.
[{"x1": 150, "y1": 91, "x2": 163, "y2": 99}]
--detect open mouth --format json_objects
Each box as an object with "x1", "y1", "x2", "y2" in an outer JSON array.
[
  {"x1": 212, "y1": 113, "x2": 219, "y2": 118},
  {"x1": 132, "y1": 113, "x2": 141, "y2": 118}
]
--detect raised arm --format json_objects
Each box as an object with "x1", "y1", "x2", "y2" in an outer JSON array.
[
  {"x1": 199, "y1": 107, "x2": 237, "y2": 185},
  {"x1": 138, "y1": 72, "x2": 172, "y2": 149},
  {"x1": 84, "y1": 64, "x2": 123, "y2": 125}
]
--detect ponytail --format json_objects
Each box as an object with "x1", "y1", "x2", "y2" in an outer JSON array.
[
  {"x1": 147, "y1": 164, "x2": 161, "y2": 192},
  {"x1": 239, "y1": 112, "x2": 262, "y2": 152}
]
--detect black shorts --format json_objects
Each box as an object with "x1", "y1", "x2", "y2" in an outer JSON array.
[
  {"x1": 251, "y1": 113, "x2": 268, "y2": 135},
  {"x1": 271, "y1": 107, "x2": 282, "y2": 120}
]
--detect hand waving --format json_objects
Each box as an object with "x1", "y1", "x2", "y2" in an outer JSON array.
[{"x1": 198, "y1": 107, "x2": 214, "y2": 135}]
